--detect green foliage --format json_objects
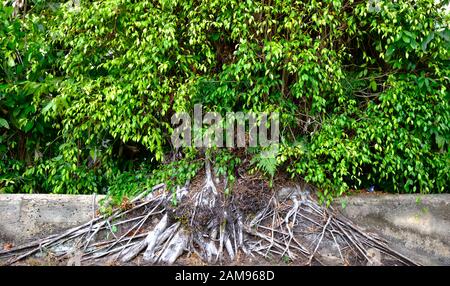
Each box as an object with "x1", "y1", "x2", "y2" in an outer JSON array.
[
  {"x1": 284, "y1": 0, "x2": 450, "y2": 201},
  {"x1": 0, "y1": 0, "x2": 448, "y2": 201},
  {"x1": 250, "y1": 146, "x2": 280, "y2": 187},
  {"x1": 0, "y1": 2, "x2": 63, "y2": 193},
  {"x1": 252, "y1": 154, "x2": 278, "y2": 179},
  {"x1": 106, "y1": 150, "x2": 201, "y2": 205},
  {"x1": 290, "y1": 74, "x2": 449, "y2": 201},
  {"x1": 214, "y1": 149, "x2": 241, "y2": 194}
]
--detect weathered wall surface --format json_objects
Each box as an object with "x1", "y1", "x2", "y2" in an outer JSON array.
[
  {"x1": 0, "y1": 193, "x2": 449, "y2": 265},
  {"x1": 336, "y1": 194, "x2": 450, "y2": 266},
  {"x1": 0, "y1": 194, "x2": 103, "y2": 245}
]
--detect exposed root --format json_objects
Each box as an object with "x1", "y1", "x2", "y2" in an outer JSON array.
[
  {"x1": 141, "y1": 213, "x2": 170, "y2": 261},
  {"x1": 0, "y1": 169, "x2": 420, "y2": 266},
  {"x1": 244, "y1": 187, "x2": 419, "y2": 265},
  {"x1": 157, "y1": 229, "x2": 189, "y2": 264},
  {"x1": 191, "y1": 157, "x2": 217, "y2": 225}
]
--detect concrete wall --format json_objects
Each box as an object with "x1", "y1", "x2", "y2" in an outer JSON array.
[
  {"x1": 0, "y1": 193, "x2": 449, "y2": 265},
  {"x1": 0, "y1": 194, "x2": 103, "y2": 245},
  {"x1": 336, "y1": 194, "x2": 450, "y2": 266}
]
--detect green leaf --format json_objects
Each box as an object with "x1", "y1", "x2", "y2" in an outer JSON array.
[
  {"x1": 370, "y1": 80, "x2": 377, "y2": 92},
  {"x1": 421, "y1": 33, "x2": 434, "y2": 51},
  {"x1": 211, "y1": 33, "x2": 220, "y2": 41},
  {"x1": 435, "y1": 135, "x2": 445, "y2": 149},
  {"x1": 23, "y1": 121, "x2": 34, "y2": 133},
  {"x1": 402, "y1": 33, "x2": 410, "y2": 43},
  {"x1": 0, "y1": 118, "x2": 9, "y2": 129},
  {"x1": 7, "y1": 56, "x2": 15, "y2": 67},
  {"x1": 385, "y1": 46, "x2": 395, "y2": 58},
  {"x1": 42, "y1": 100, "x2": 55, "y2": 113}
]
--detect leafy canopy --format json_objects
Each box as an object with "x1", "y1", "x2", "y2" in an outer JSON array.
[{"x1": 0, "y1": 0, "x2": 448, "y2": 201}]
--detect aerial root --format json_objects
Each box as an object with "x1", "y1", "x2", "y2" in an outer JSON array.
[
  {"x1": 241, "y1": 188, "x2": 419, "y2": 266},
  {"x1": 0, "y1": 179, "x2": 420, "y2": 266}
]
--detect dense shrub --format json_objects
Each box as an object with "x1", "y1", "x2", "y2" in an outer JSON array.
[{"x1": 0, "y1": 0, "x2": 448, "y2": 200}]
